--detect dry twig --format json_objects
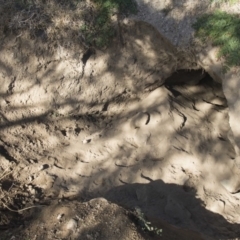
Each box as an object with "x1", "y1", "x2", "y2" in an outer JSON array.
[
  {"x1": 0, "y1": 169, "x2": 13, "y2": 182},
  {"x1": 1, "y1": 200, "x2": 46, "y2": 213}
]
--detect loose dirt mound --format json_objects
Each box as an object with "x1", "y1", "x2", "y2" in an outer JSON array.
[
  {"x1": 2, "y1": 198, "x2": 205, "y2": 240},
  {"x1": 1, "y1": 11, "x2": 240, "y2": 240}
]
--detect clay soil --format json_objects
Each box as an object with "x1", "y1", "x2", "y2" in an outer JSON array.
[{"x1": 1, "y1": 1, "x2": 240, "y2": 240}]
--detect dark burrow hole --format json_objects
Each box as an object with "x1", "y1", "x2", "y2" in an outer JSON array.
[
  {"x1": 75, "y1": 127, "x2": 82, "y2": 135},
  {"x1": 163, "y1": 69, "x2": 224, "y2": 101},
  {"x1": 0, "y1": 145, "x2": 17, "y2": 163},
  {"x1": 165, "y1": 69, "x2": 209, "y2": 86},
  {"x1": 61, "y1": 129, "x2": 67, "y2": 137},
  {"x1": 82, "y1": 48, "x2": 95, "y2": 65},
  {"x1": 1, "y1": 179, "x2": 14, "y2": 191}
]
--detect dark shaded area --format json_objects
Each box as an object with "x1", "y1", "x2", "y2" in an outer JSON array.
[
  {"x1": 0, "y1": 146, "x2": 17, "y2": 163},
  {"x1": 104, "y1": 180, "x2": 240, "y2": 239},
  {"x1": 164, "y1": 69, "x2": 206, "y2": 86},
  {"x1": 82, "y1": 48, "x2": 95, "y2": 65},
  {"x1": 165, "y1": 85, "x2": 182, "y2": 97},
  {"x1": 4, "y1": 180, "x2": 240, "y2": 239}
]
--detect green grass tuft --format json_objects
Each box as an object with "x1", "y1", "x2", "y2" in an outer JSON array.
[
  {"x1": 210, "y1": 0, "x2": 238, "y2": 5},
  {"x1": 81, "y1": 0, "x2": 138, "y2": 48},
  {"x1": 193, "y1": 10, "x2": 240, "y2": 69}
]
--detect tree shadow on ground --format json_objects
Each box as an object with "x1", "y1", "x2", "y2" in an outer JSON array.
[
  {"x1": 104, "y1": 179, "x2": 240, "y2": 240},
  {"x1": 1, "y1": 1, "x2": 240, "y2": 240},
  {"x1": 4, "y1": 180, "x2": 239, "y2": 240}
]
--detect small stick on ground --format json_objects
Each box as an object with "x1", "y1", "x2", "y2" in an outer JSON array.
[
  {"x1": 0, "y1": 200, "x2": 46, "y2": 213},
  {"x1": 0, "y1": 169, "x2": 13, "y2": 182}
]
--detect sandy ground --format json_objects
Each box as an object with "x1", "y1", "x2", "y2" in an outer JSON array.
[
  {"x1": 1, "y1": 1, "x2": 240, "y2": 240},
  {"x1": 133, "y1": 0, "x2": 240, "y2": 164}
]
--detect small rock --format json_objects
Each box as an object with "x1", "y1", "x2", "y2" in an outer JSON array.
[
  {"x1": 29, "y1": 159, "x2": 37, "y2": 164},
  {"x1": 30, "y1": 188, "x2": 36, "y2": 195},
  {"x1": 28, "y1": 185, "x2": 36, "y2": 195},
  {"x1": 38, "y1": 164, "x2": 49, "y2": 171},
  {"x1": 38, "y1": 165, "x2": 44, "y2": 171},
  {"x1": 66, "y1": 219, "x2": 77, "y2": 231},
  {"x1": 83, "y1": 139, "x2": 91, "y2": 144},
  {"x1": 57, "y1": 213, "x2": 64, "y2": 220},
  {"x1": 89, "y1": 198, "x2": 108, "y2": 208},
  {"x1": 28, "y1": 175, "x2": 34, "y2": 182}
]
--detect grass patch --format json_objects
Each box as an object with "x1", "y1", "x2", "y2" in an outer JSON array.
[
  {"x1": 193, "y1": 10, "x2": 240, "y2": 70},
  {"x1": 210, "y1": 0, "x2": 238, "y2": 5},
  {"x1": 81, "y1": 0, "x2": 138, "y2": 48},
  {"x1": 133, "y1": 207, "x2": 162, "y2": 236}
]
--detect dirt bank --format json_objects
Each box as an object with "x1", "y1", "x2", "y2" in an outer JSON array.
[
  {"x1": 0, "y1": 9, "x2": 240, "y2": 240},
  {"x1": 134, "y1": 0, "x2": 240, "y2": 165}
]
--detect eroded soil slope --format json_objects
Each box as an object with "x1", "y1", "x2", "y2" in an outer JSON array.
[{"x1": 0, "y1": 19, "x2": 240, "y2": 239}]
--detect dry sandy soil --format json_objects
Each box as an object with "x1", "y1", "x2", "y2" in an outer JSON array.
[{"x1": 1, "y1": 1, "x2": 240, "y2": 240}]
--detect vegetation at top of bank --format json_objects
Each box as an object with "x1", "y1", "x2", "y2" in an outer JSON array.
[
  {"x1": 0, "y1": 0, "x2": 138, "y2": 49},
  {"x1": 210, "y1": 0, "x2": 238, "y2": 5},
  {"x1": 81, "y1": 0, "x2": 138, "y2": 48},
  {"x1": 193, "y1": 10, "x2": 240, "y2": 71}
]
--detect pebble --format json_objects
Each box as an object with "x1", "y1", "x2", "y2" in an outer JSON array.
[
  {"x1": 66, "y1": 219, "x2": 77, "y2": 231},
  {"x1": 29, "y1": 159, "x2": 35, "y2": 164},
  {"x1": 38, "y1": 164, "x2": 49, "y2": 171},
  {"x1": 30, "y1": 189, "x2": 36, "y2": 195},
  {"x1": 28, "y1": 185, "x2": 36, "y2": 195},
  {"x1": 28, "y1": 175, "x2": 34, "y2": 182},
  {"x1": 38, "y1": 165, "x2": 45, "y2": 171},
  {"x1": 57, "y1": 213, "x2": 64, "y2": 220},
  {"x1": 83, "y1": 139, "x2": 91, "y2": 144}
]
